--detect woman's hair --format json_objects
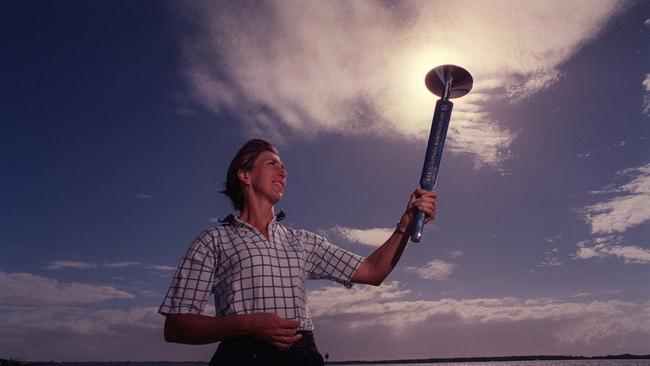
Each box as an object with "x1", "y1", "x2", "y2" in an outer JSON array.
[{"x1": 221, "y1": 138, "x2": 279, "y2": 211}]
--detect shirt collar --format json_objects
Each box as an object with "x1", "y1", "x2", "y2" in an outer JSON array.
[{"x1": 220, "y1": 209, "x2": 287, "y2": 226}]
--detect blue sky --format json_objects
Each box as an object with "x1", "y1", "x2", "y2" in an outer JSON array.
[{"x1": 2, "y1": 0, "x2": 650, "y2": 362}]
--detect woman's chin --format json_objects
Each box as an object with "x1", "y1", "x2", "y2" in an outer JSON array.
[{"x1": 271, "y1": 192, "x2": 283, "y2": 204}]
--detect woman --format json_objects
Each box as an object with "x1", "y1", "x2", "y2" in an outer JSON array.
[{"x1": 159, "y1": 139, "x2": 437, "y2": 365}]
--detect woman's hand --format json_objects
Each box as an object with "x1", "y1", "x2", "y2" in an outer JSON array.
[
  {"x1": 401, "y1": 188, "x2": 437, "y2": 230},
  {"x1": 242, "y1": 313, "x2": 303, "y2": 349}
]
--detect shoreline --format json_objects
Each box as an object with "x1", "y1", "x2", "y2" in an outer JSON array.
[
  {"x1": 326, "y1": 354, "x2": 650, "y2": 365},
  {"x1": 4, "y1": 354, "x2": 650, "y2": 365}
]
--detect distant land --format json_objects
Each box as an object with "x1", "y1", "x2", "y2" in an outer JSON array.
[
  {"x1": 2, "y1": 354, "x2": 650, "y2": 365},
  {"x1": 326, "y1": 354, "x2": 650, "y2": 365}
]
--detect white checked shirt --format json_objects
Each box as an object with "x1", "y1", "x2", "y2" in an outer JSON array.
[{"x1": 159, "y1": 211, "x2": 364, "y2": 331}]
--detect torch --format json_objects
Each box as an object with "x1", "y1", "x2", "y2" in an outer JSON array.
[{"x1": 410, "y1": 64, "x2": 473, "y2": 242}]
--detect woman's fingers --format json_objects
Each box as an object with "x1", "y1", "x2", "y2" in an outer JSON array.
[
  {"x1": 415, "y1": 188, "x2": 437, "y2": 199},
  {"x1": 271, "y1": 334, "x2": 303, "y2": 350},
  {"x1": 412, "y1": 195, "x2": 437, "y2": 222},
  {"x1": 270, "y1": 324, "x2": 302, "y2": 349},
  {"x1": 412, "y1": 198, "x2": 436, "y2": 211},
  {"x1": 402, "y1": 188, "x2": 439, "y2": 227},
  {"x1": 246, "y1": 313, "x2": 303, "y2": 349}
]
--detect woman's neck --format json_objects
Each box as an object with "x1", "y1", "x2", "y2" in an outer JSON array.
[{"x1": 239, "y1": 202, "x2": 274, "y2": 239}]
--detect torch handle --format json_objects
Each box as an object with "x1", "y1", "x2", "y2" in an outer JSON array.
[{"x1": 410, "y1": 99, "x2": 454, "y2": 242}]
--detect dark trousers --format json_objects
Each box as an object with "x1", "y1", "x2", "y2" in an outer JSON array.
[{"x1": 209, "y1": 331, "x2": 324, "y2": 366}]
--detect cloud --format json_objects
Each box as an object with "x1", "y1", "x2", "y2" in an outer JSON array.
[
  {"x1": 449, "y1": 250, "x2": 464, "y2": 259},
  {"x1": 307, "y1": 282, "x2": 650, "y2": 359},
  {"x1": 46, "y1": 260, "x2": 171, "y2": 271},
  {"x1": 134, "y1": 193, "x2": 152, "y2": 200},
  {"x1": 505, "y1": 70, "x2": 563, "y2": 103},
  {"x1": 604, "y1": 245, "x2": 650, "y2": 263},
  {"x1": 0, "y1": 271, "x2": 134, "y2": 305},
  {"x1": 308, "y1": 281, "x2": 411, "y2": 317},
  {"x1": 404, "y1": 260, "x2": 456, "y2": 280},
  {"x1": 332, "y1": 226, "x2": 394, "y2": 247},
  {"x1": 538, "y1": 257, "x2": 562, "y2": 268},
  {"x1": 576, "y1": 237, "x2": 650, "y2": 264},
  {"x1": 311, "y1": 283, "x2": 644, "y2": 329},
  {"x1": 103, "y1": 261, "x2": 142, "y2": 268},
  {"x1": 545, "y1": 235, "x2": 564, "y2": 243},
  {"x1": 641, "y1": 74, "x2": 650, "y2": 118},
  {"x1": 538, "y1": 245, "x2": 563, "y2": 268},
  {"x1": 0, "y1": 303, "x2": 216, "y2": 362},
  {"x1": 582, "y1": 163, "x2": 650, "y2": 235},
  {"x1": 45, "y1": 261, "x2": 97, "y2": 270},
  {"x1": 146, "y1": 265, "x2": 177, "y2": 271},
  {"x1": 2, "y1": 279, "x2": 648, "y2": 361},
  {"x1": 176, "y1": 0, "x2": 624, "y2": 168},
  {"x1": 571, "y1": 292, "x2": 592, "y2": 298},
  {"x1": 0, "y1": 305, "x2": 160, "y2": 336},
  {"x1": 577, "y1": 164, "x2": 650, "y2": 265}
]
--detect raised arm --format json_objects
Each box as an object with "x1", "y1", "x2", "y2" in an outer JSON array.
[{"x1": 351, "y1": 188, "x2": 437, "y2": 286}]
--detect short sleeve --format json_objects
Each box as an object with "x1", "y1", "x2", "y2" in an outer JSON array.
[
  {"x1": 159, "y1": 230, "x2": 217, "y2": 315},
  {"x1": 306, "y1": 234, "x2": 364, "y2": 288}
]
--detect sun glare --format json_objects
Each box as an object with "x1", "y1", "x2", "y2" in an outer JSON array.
[
  {"x1": 386, "y1": 46, "x2": 467, "y2": 136},
  {"x1": 405, "y1": 47, "x2": 465, "y2": 98}
]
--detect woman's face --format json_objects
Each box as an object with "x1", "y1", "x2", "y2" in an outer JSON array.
[{"x1": 243, "y1": 150, "x2": 287, "y2": 205}]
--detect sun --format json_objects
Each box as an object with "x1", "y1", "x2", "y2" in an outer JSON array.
[
  {"x1": 383, "y1": 46, "x2": 467, "y2": 136},
  {"x1": 404, "y1": 47, "x2": 466, "y2": 99}
]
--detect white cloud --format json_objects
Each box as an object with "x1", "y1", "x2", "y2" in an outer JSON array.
[
  {"x1": 45, "y1": 261, "x2": 97, "y2": 270},
  {"x1": 571, "y1": 292, "x2": 592, "y2": 298},
  {"x1": 103, "y1": 261, "x2": 142, "y2": 268},
  {"x1": 576, "y1": 237, "x2": 650, "y2": 264},
  {"x1": 545, "y1": 235, "x2": 564, "y2": 243},
  {"x1": 642, "y1": 73, "x2": 650, "y2": 118},
  {"x1": 134, "y1": 193, "x2": 152, "y2": 200},
  {"x1": 2, "y1": 279, "x2": 648, "y2": 361},
  {"x1": 0, "y1": 271, "x2": 134, "y2": 305},
  {"x1": 538, "y1": 257, "x2": 562, "y2": 267},
  {"x1": 605, "y1": 245, "x2": 650, "y2": 263},
  {"x1": 506, "y1": 70, "x2": 563, "y2": 103},
  {"x1": 322, "y1": 294, "x2": 639, "y2": 328},
  {"x1": 404, "y1": 260, "x2": 456, "y2": 280},
  {"x1": 332, "y1": 226, "x2": 394, "y2": 247},
  {"x1": 449, "y1": 250, "x2": 464, "y2": 259},
  {"x1": 308, "y1": 281, "x2": 410, "y2": 317},
  {"x1": 582, "y1": 163, "x2": 650, "y2": 235},
  {"x1": 307, "y1": 281, "x2": 650, "y2": 359},
  {"x1": 176, "y1": 0, "x2": 624, "y2": 168},
  {"x1": 0, "y1": 303, "x2": 216, "y2": 362},
  {"x1": 0, "y1": 305, "x2": 161, "y2": 336},
  {"x1": 538, "y1": 244, "x2": 563, "y2": 268},
  {"x1": 147, "y1": 265, "x2": 177, "y2": 271},
  {"x1": 576, "y1": 245, "x2": 600, "y2": 260},
  {"x1": 46, "y1": 260, "x2": 172, "y2": 271}
]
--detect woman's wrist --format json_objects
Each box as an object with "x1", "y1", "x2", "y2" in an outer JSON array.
[
  {"x1": 395, "y1": 222, "x2": 408, "y2": 235},
  {"x1": 396, "y1": 214, "x2": 412, "y2": 234},
  {"x1": 400, "y1": 213, "x2": 412, "y2": 228},
  {"x1": 233, "y1": 314, "x2": 253, "y2": 337}
]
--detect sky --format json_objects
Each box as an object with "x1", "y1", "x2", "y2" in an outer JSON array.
[{"x1": 1, "y1": 0, "x2": 650, "y2": 362}]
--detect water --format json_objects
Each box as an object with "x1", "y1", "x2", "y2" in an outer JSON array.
[
  {"x1": 17, "y1": 360, "x2": 650, "y2": 366},
  {"x1": 332, "y1": 361, "x2": 650, "y2": 366}
]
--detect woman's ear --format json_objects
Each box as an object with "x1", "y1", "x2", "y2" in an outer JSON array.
[{"x1": 237, "y1": 168, "x2": 250, "y2": 186}]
